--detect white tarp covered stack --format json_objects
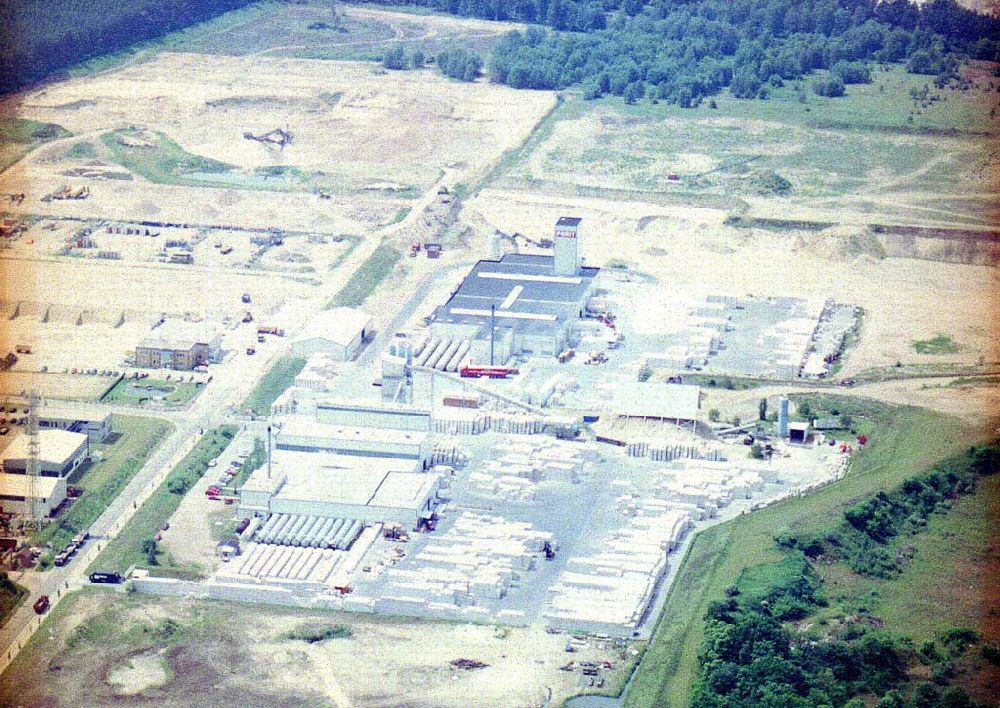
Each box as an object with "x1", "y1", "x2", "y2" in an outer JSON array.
[
  {"x1": 468, "y1": 435, "x2": 593, "y2": 501},
  {"x1": 545, "y1": 506, "x2": 694, "y2": 636},
  {"x1": 371, "y1": 512, "x2": 551, "y2": 621},
  {"x1": 655, "y1": 460, "x2": 765, "y2": 516}
]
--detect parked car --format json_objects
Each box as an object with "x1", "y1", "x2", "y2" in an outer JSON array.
[
  {"x1": 33, "y1": 595, "x2": 50, "y2": 614},
  {"x1": 205, "y1": 486, "x2": 221, "y2": 496}
]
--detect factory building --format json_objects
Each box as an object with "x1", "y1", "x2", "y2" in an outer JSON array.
[
  {"x1": 37, "y1": 404, "x2": 112, "y2": 443},
  {"x1": 135, "y1": 320, "x2": 221, "y2": 370},
  {"x1": 239, "y1": 451, "x2": 440, "y2": 527},
  {"x1": 0, "y1": 473, "x2": 67, "y2": 519},
  {"x1": 427, "y1": 218, "x2": 598, "y2": 362},
  {"x1": 292, "y1": 307, "x2": 372, "y2": 361},
  {"x1": 275, "y1": 415, "x2": 430, "y2": 461},
  {"x1": 2, "y1": 429, "x2": 89, "y2": 477}
]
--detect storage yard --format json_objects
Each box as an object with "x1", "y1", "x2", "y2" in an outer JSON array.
[
  {"x1": 132, "y1": 217, "x2": 853, "y2": 640},
  {"x1": 0, "y1": 4, "x2": 997, "y2": 706}
]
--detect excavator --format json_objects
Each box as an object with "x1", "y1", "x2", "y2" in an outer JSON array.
[{"x1": 242, "y1": 126, "x2": 293, "y2": 149}]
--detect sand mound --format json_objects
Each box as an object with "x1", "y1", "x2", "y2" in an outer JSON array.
[{"x1": 798, "y1": 225, "x2": 886, "y2": 261}]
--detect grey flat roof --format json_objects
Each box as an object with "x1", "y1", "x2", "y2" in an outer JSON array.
[{"x1": 434, "y1": 254, "x2": 598, "y2": 335}]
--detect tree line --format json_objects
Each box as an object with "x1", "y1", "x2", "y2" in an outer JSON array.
[
  {"x1": 355, "y1": 0, "x2": 1000, "y2": 104},
  {"x1": 0, "y1": 0, "x2": 257, "y2": 93}
]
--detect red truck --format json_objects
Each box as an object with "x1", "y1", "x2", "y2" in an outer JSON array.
[{"x1": 459, "y1": 366, "x2": 519, "y2": 379}]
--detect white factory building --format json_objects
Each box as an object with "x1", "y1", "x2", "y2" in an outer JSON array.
[
  {"x1": 292, "y1": 307, "x2": 372, "y2": 361},
  {"x1": 275, "y1": 415, "x2": 430, "y2": 461},
  {"x1": 2, "y1": 429, "x2": 89, "y2": 477},
  {"x1": 426, "y1": 217, "x2": 599, "y2": 363},
  {"x1": 0, "y1": 473, "x2": 67, "y2": 519},
  {"x1": 239, "y1": 450, "x2": 440, "y2": 527}
]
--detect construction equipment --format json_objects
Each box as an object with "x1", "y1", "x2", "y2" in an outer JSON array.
[
  {"x1": 242, "y1": 312, "x2": 254, "y2": 324},
  {"x1": 243, "y1": 127, "x2": 293, "y2": 149},
  {"x1": 41, "y1": 185, "x2": 90, "y2": 202}
]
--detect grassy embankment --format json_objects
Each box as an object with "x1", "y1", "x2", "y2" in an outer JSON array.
[
  {"x1": 87, "y1": 426, "x2": 237, "y2": 575},
  {"x1": 101, "y1": 377, "x2": 204, "y2": 409},
  {"x1": 242, "y1": 357, "x2": 306, "y2": 416},
  {"x1": 0, "y1": 574, "x2": 28, "y2": 631},
  {"x1": 625, "y1": 395, "x2": 984, "y2": 707},
  {"x1": 326, "y1": 242, "x2": 401, "y2": 309},
  {"x1": 33, "y1": 416, "x2": 173, "y2": 560},
  {"x1": 0, "y1": 117, "x2": 70, "y2": 173}
]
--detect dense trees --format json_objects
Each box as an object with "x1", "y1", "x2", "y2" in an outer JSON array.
[
  {"x1": 436, "y1": 48, "x2": 483, "y2": 81},
  {"x1": 357, "y1": 0, "x2": 1000, "y2": 105},
  {"x1": 694, "y1": 441, "x2": 999, "y2": 707},
  {"x1": 0, "y1": 0, "x2": 257, "y2": 92}
]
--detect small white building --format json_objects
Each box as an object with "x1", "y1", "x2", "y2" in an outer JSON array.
[
  {"x1": 38, "y1": 404, "x2": 112, "y2": 443},
  {"x1": 0, "y1": 473, "x2": 67, "y2": 519},
  {"x1": 292, "y1": 308, "x2": 372, "y2": 361},
  {"x1": 2, "y1": 429, "x2": 89, "y2": 477}
]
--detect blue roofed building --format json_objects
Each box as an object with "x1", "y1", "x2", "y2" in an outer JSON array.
[{"x1": 429, "y1": 219, "x2": 599, "y2": 361}]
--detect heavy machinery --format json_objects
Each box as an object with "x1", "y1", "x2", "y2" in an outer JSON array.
[{"x1": 243, "y1": 127, "x2": 293, "y2": 149}]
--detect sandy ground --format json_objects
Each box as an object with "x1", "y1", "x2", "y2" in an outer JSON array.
[
  {"x1": 1, "y1": 590, "x2": 628, "y2": 708},
  {"x1": 467, "y1": 189, "x2": 1000, "y2": 379},
  {"x1": 701, "y1": 379, "x2": 1000, "y2": 431},
  {"x1": 0, "y1": 53, "x2": 555, "y2": 233}
]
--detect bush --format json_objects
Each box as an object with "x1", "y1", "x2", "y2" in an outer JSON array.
[
  {"x1": 812, "y1": 76, "x2": 846, "y2": 97},
  {"x1": 285, "y1": 624, "x2": 353, "y2": 643},
  {"x1": 382, "y1": 43, "x2": 407, "y2": 70}
]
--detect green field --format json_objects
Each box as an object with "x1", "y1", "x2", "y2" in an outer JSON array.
[
  {"x1": 88, "y1": 426, "x2": 238, "y2": 574},
  {"x1": 101, "y1": 377, "x2": 204, "y2": 409},
  {"x1": 327, "y1": 242, "x2": 401, "y2": 308},
  {"x1": 33, "y1": 416, "x2": 173, "y2": 557},
  {"x1": 815, "y1": 472, "x2": 1000, "y2": 647},
  {"x1": 913, "y1": 333, "x2": 963, "y2": 355},
  {"x1": 494, "y1": 65, "x2": 998, "y2": 226},
  {"x1": 625, "y1": 396, "x2": 979, "y2": 707},
  {"x1": 242, "y1": 357, "x2": 306, "y2": 416}
]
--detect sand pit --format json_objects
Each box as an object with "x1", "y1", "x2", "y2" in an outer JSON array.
[{"x1": 106, "y1": 650, "x2": 170, "y2": 696}]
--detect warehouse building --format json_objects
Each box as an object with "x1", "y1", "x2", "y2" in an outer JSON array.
[
  {"x1": 427, "y1": 217, "x2": 598, "y2": 362},
  {"x1": 239, "y1": 450, "x2": 440, "y2": 527},
  {"x1": 135, "y1": 320, "x2": 221, "y2": 370},
  {"x1": 37, "y1": 404, "x2": 112, "y2": 443},
  {"x1": 292, "y1": 307, "x2": 372, "y2": 361},
  {"x1": 2, "y1": 429, "x2": 89, "y2": 477},
  {"x1": 275, "y1": 415, "x2": 430, "y2": 461},
  {"x1": 0, "y1": 473, "x2": 67, "y2": 519}
]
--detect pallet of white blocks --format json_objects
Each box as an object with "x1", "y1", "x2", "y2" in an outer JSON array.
[{"x1": 627, "y1": 439, "x2": 724, "y2": 461}]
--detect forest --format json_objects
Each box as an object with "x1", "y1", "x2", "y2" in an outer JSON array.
[
  {"x1": 692, "y1": 441, "x2": 1000, "y2": 707},
  {"x1": 360, "y1": 0, "x2": 1000, "y2": 104}
]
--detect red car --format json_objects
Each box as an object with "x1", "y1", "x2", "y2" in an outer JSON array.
[
  {"x1": 33, "y1": 595, "x2": 50, "y2": 614},
  {"x1": 205, "y1": 486, "x2": 221, "y2": 496}
]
